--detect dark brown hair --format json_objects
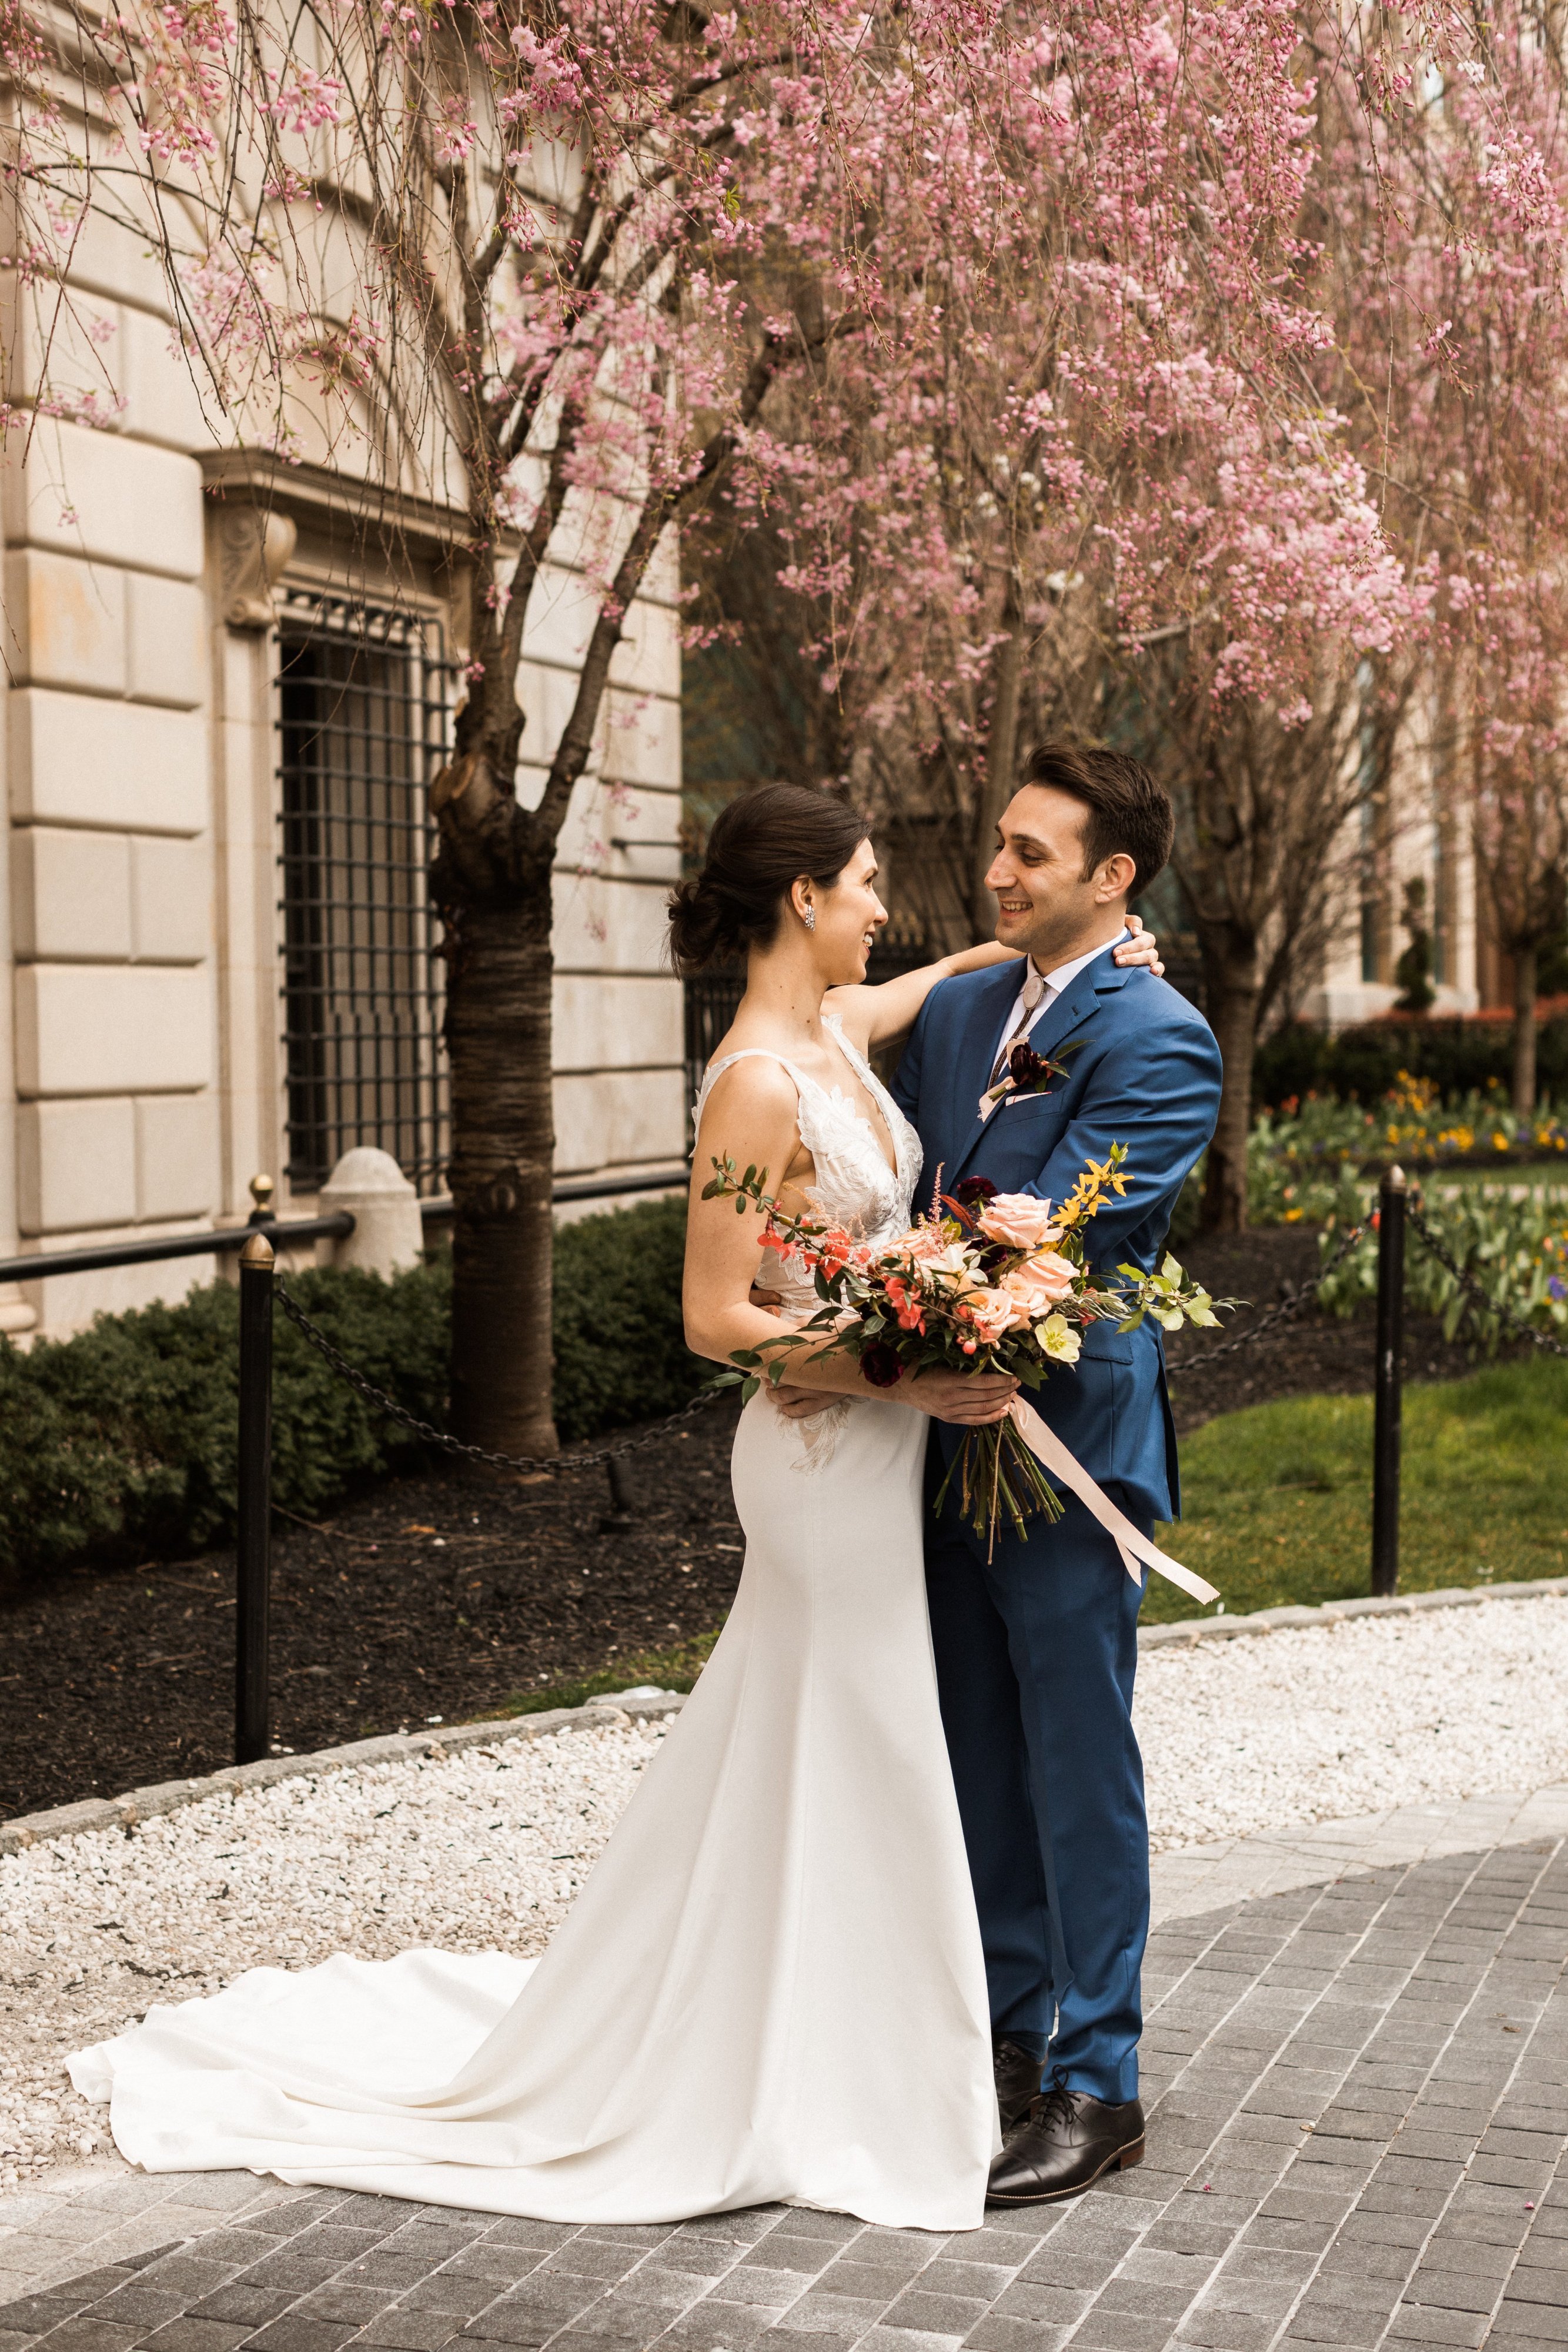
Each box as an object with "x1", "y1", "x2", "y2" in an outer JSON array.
[
  {"x1": 667, "y1": 783, "x2": 871, "y2": 972},
  {"x1": 1020, "y1": 740, "x2": 1174, "y2": 898}
]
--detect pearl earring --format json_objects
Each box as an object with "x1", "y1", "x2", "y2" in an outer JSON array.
[{"x1": 803, "y1": 904, "x2": 815, "y2": 931}]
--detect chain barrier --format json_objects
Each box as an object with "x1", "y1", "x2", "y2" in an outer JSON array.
[
  {"x1": 278, "y1": 1216, "x2": 1374, "y2": 1447},
  {"x1": 1405, "y1": 1202, "x2": 1568, "y2": 1359},
  {"x1": 1163, "y1": 1218, "x2": 1368, "y2": 1377},
  {"x1": 273, "y1": 1280, "x2": 726, "y2": 1476}
]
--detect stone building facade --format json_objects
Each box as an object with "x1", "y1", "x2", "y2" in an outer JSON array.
[{"x1": 1, "y1": 382, "x2": 686, "y2": 1339}]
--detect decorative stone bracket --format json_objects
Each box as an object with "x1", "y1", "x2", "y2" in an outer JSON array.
[{"x1": 217, "y1": 506, "x2": 299, "y2": 630}]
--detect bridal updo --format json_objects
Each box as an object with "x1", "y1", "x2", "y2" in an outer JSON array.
[{"x1": 667, "y1": 783, "x2": 870, "y2": 973}]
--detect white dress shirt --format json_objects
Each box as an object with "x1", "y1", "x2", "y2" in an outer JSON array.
[{"x1": 991, "y1": 930, "x2": 1131, "y2": 1084}]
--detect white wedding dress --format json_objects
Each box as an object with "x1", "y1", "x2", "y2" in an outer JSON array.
[{"x1": 70, "y1": 1014, "x2": 996, "y2": 2230}]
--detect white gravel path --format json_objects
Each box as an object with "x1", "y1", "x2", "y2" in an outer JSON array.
[
  {"x1": 1134, "y1": 1594, "x2": 1568, "y2": 1848},
  {"x1": 4, "y1": 1595, "x2": 1568, "y2": 2194}
]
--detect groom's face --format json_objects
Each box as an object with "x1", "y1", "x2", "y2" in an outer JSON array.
[{"x1": 986, "y1": 786, "x2": 1119, "y2": 963}]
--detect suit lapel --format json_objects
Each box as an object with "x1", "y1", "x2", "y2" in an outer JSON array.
[
  {"x1": 930, "y1": 966, "x2": 1018, "y2": 1198},
  {"x1": 947, "y1": 951, "x2": 1122, "y2": 1185}
]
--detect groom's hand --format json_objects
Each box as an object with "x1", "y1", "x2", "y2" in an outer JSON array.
[
  {"x1": 907, "y1": 1369, "x2": 1020, "y2": 1424},
  {"x1": 771, "y1": 1382, "x2": 840, "y2": 1422},
  {"x1": 748, "y1": 1285, "x2": 840, "y2": 1418}
]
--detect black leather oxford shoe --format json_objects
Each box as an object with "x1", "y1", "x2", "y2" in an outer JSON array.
[
  {"x1": 993, "y1": 2036, "x2": 1044, "y2": 2135},
  {"x1": 986, "y1": 2068, "x2": 1145, "y2": 2204}
]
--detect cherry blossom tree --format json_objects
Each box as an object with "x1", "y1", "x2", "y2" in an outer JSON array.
[
  {"x1": 706, "y1": 0, "x2": 1422, "y2": 1228},
  {"x1": 2, "y1": 0, "x2": 1026, "y2": 1448},
  {"x1": 1313, "y1": 4, "x2": 1568, "y2": 1114}
]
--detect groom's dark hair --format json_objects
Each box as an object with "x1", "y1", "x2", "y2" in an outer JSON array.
[{"x1": 1021, "y1": 741, "x2": 1174, "y2": 899}]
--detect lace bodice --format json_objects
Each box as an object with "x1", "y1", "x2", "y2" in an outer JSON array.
[{"x1": 692, "y1": 1012, "x2": 923, "y2": 1314}]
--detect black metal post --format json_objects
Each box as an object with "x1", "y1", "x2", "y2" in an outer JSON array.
[
  {"x1": 1371, "y1": 1164, "x2": 1406, "y2": 1598},
  {"x1": 600, "y1": 1452, "x2": 637, "y2": 1534},
  {"x1": 236, "y1": 1231, "x2": 275, "y2": 1764}
]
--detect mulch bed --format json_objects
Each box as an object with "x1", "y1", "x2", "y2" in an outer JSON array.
[
  {"x1": 1164, "y1": 1226, "x2": 1508, "y2": 1434},
  {"x1": 0, "y1": 1402, "x2": 747, "y2": 1820},
  {"x1": 0, "y1": 1227, "x2": 1514, "y2": 1820}
]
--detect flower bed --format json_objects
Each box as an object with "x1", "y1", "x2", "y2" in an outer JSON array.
[{"x1": 1316, "y1": 1178, "x2": 1568, "y2": 1346}]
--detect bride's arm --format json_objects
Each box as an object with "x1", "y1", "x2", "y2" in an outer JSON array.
[
  {"x1": 824, "y1": 944, "x2": 1019, "y2": 1053},
  {"x1": 827, "y1": 918, "x2": 1166, "y2": 1052},
  {"x1": 683, "y1": 1061, "x2": 1017, "y2": 1424}
]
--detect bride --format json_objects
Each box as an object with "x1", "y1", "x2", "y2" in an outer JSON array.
[{"x1": 71, "y1": 782, "x2": 1158, "y2": 2231}]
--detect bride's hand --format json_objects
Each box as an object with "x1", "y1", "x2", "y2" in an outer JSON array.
[
  {"x1": 904, "y1": 1369, "x2": 1019, "y2": 1424},
  {"x1": 1114, "y1": 916, "x2": 1164, "y2": 976}
]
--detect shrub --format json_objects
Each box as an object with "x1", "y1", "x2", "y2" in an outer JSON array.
[
  {"x1": 1255, "y1": 1004, "x2": 1568, "y2": 1108},
  {"x1": 0, "y1": 1198, "x2": 703, "y2": 1582},
  {"x1": 551, "y1": 1198, "x2": 706, "y2": 1441}
]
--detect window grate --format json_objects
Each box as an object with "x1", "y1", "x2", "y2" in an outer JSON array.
[{"x1": 276, "y1": 590, "x2": 455, "y2": 1196}]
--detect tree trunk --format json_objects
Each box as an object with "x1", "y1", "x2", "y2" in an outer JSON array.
[
  {"x1": 1198, "y1": 931, "x2": 1261, "y2": 1235},
  {"x1": 440, "y1": 880, "x2": 559, "y2": 1458},
  {"x1": 1513, "y1": 940, "x2": 1539, "y2": 1115},
  {"x1": 970, "y1": 580, "x2": 1026, "y2": 934}
]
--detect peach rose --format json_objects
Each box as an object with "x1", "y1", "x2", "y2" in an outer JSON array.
[
  {"x1": 888, "y1": 1223, "x2": 949, "y2": 1263},
  {"x1": 959, "y1": 1285, "x2": 1030, "y2": 1345},
  {"x1": 977, "y1": 1193, "x2": 1064, "y2": 1251},
  {"x1": 1001, "y1": 1250, "x2": 1078, "y2": 1317}
]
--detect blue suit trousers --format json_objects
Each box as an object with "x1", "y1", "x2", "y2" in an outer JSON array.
[{"x1": 924, "y1": 1435, "x2": 1150, "y2": 2104}]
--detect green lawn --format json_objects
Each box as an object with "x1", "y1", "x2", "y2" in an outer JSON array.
[{"x1": 1149, "y1": 1357, "x2": 1568, "y2": 1623}]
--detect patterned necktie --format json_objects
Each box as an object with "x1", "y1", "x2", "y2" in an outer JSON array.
[{"x1": 990, "y1": 969, "x2": 1047, "y2": 1087}]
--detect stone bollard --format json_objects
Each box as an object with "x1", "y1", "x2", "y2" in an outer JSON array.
[{"x1": 317, "y1": 1148, "x2": 424, "y2": 1279}]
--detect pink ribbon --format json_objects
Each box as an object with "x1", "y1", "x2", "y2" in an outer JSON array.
[{"x1": 1009, "y1": 1396, "x2": 1219, "y2": 1608}]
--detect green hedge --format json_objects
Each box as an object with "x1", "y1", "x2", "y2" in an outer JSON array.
[
  {"x1": 551, "y1": 1198, "x2": 704, "y2": 1439},
  {"x1": 1, "y1": 1198, "x2": 703, "y2": 1583},
  {"x1": 1255, "y1": 1007, "x2": 1568, "y2": 1108}
]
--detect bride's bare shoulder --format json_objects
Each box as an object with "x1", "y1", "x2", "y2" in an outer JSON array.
[{"x1": 697, "y1": 1045, "x2": 801, "y2": 1125}]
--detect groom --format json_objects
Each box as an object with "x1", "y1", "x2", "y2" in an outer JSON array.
[{"x1": 891, "y1": 741, "x2": 1222, "y2": 2204}]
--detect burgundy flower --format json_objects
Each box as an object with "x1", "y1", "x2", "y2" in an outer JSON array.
[
  {"x1": 953, "y1": 1175, "x2": 999, "y2": 1206},
  {"x1": 860, "y1": 1341, "x2": 905, "y2": 1388}
]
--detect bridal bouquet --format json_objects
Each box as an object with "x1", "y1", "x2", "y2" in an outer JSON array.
[{"x1": 704, "y1": 1148, "x2": 1223, "y2": 1546}]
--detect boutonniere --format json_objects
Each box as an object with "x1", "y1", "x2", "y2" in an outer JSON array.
[{"x1": 978, "y1": 1038, "x2": 1082, "y2": 1123}]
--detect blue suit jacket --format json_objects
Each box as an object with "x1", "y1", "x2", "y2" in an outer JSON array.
[{"x1": 891, "y1": 949, "x2": 1223, "y2": 1526}]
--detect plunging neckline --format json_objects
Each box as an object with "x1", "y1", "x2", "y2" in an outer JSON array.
[{"x1": 818, "y1": 1011, "x2": 900, "y2": 1184}]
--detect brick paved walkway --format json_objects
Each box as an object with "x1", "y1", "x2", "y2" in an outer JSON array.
[{"x1": 2, "y1": 1838, "x2": 1564, "y2": 2352}]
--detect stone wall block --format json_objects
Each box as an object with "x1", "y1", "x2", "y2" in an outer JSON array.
[
  {"x1": 16, "y1": 1096, "x2": 137, "y2": 1234},
  {"x1": 131, "y1": 834, "x2": 210, "y2": 962},
  {"x1": 2, "y1": 422, "x2": 203, "y2": 577},
  {"x1": 15, "y1": 964, "x2": 214, "y2": 1096},
  {"x1": 4, "y1": 549, "x2": 128, "y2": 694},
  {"x1": 553, "y1": 1067, "x2": 686, "y2": 1173},
  {"x1": 9, "y1": 690, "x2": 208, "y2": 834},
  {"x1": 135, "y1": 1093, "x2": 219, "y2": 1221},
  {"x1": 640, "y1": 526, "x2": 680, "y2": 608},
  {"x1": 520, "y1": 560, "x2": 596, "y2": 670},
  {"x1": 0, "y1": 287, "x2": 121, "y2": 412},
  {"x1": 318, "y1": 1147, "x2": 424, "y2": 1277},
  {"x1": 552, "y1": 973, "x2": 683, "y2": 1070},
  {"x1": 552, "y1": 867, "x2": 670, "y2": 973},
  {"x1": 607, "y1": 599, "x2": 678, "y2": 699},
  {"x1": 603, "y1": 690, "x2": 680, "y2": 790},
  {"x1": 117, "y1": 305, "x2": 216, "y2": 451},
  {"x1": 10, "y1": 825, "x2": 133, "y2": 962},
  {"x1": 126, "y1": 571, "x2": 205, "y2": 707}
]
